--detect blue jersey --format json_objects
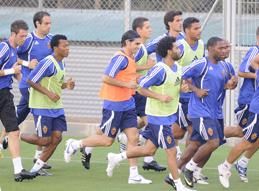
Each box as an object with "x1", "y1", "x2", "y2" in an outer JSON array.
[
  {"x1": 146, "y1": 32, "x2": 184, "y2": 62},
  {"x1": 238, "y1": 46, "x2": 259, "y2": 105},
  {"x1": 249, "y1": 69, "x2": 259, "y2": 114},
  {"x1": 28, "y1": 55, "x2": 64, "y2": 117},
  {"x1": 103, "y1": 53, "x2": 135, "y2": 111},
  {"x1": 138, "y1": 63, "x2": 178, "y2": 125},
  {"x1": 0, "y1": 41, "x2": 18, "y2": 89},
  {"x1": 182, "y1": 57, "x2": 227, "y2": 119},
  {"x1": 217, "y1": 61, "x2": 236, "y2": 119},
  {"x1": 17, "y1": 32, "x2": 53, "y2": 88}
]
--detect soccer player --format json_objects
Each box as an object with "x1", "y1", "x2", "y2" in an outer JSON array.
[
  {"x1": 20, "y1": 34, "x2": 74, "y2": 174},
  {"x1": 178, "y1": 37, "x2": 231, "y2": 188},
  {"x1": 64, "y1": 30, "x2": 151, "y2": 184},
  {"x1": 106, "y1": 36, "x2": 195, "y2": 191},
  {"x1": 0, "y1": 20, "x2": 36, "y2": 181},
  {"x1": 218, "y1": 53, "x2": 259, "y2": 188}
]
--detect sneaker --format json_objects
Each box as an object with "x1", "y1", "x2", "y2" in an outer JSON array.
[
  {"x1": 106, "y1": 153, "x2": 119, "y2": 177},
  {"x1": 177, "y1": 184, "x2": 197, "y2": 191},
  {"x1": 128, "y1": 175, "x2": 152, "y2": 184},
  {"x1": 36, "y1": 169, "x2": 53, "y2": 176},
  {"x1": 2, "y1": 136, "x2": 8, "y2": 149},
  {"x1": 80, "y1": 148, "x2": 91, "y2": 170},
  {"x1": 14, "y1": 169, "x2": 37, "y2": 182},
  {"x1": 183, "y1": 167, "x2": 194, "y2": 187},
  {"x1": 64, "y1": 139, "x2": 78, "y2": 163},
  {"x1": 33, "y1": 158, "x2": 52, "y2": 169},
  {"x1": 218, "y1": 164, "x2": 231, "y2": 188},
  {"x1": 164, "y1": 175, "x2": 176, "y2": 190},
  {"x1": 193, "y1": 172, "x2": 209, "y2": 185},
  {"x1": 142, "y1": 160, "x2": 166, "y2": 171},
  {"x1": 235, "y1": 162, "x2": 248, "y2": 183}
]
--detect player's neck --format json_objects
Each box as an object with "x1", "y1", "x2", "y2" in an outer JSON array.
[
  {"x1": 8, "y1": 36, "x2": 17, "y2": 48},
  {"x1": 163, "y1": 56, "x2": 174, "y2": 67},
  {"x1": 53, "y1": 54, "x2": 63, "y2": 62},
  {"x1": 168, "y1": 30, "x2": 179, "y2": 38},
  {"x1": 35, "y1": 30, "x2": 46, "y2": 38},
  {"x1": 185, "y1": 36, "x2": 197, "y2": 46},
  {"x1": 141, "y1": 37, "x2": 147, "y2": 44},
  {"x1": 121, "y1": 48, "x2": 134, "y2": 59},
  {"x1": 207, "y1": 55, "x2": 217, "y2": 64}
]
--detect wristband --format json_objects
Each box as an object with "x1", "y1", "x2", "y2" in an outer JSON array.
[
  {"x1": 4, "y1": 68, "x2": 15, "y2": 75},
  {"x1": 22, "y1": 61, "x2": 29, "y2": 67}
]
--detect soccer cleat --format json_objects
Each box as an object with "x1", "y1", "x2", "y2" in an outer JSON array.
[
  {"x1": 80, "y1": 148, "x2": 91, "y2": 170},
  {"x1": 218, "y1": 164, "x2": 231, "y2": 188},
  {"x1": 193, "y1": 172, "x2": 209, "y2": 185},
  {"x1": 142, "y1": 160, "x2": 166, "y2": 171},
  {"x1": 164, "y1": 175, "x2": 176, "y2": 190},
  {"x1": 64, "y1": 139, "x2": 78, "y2": 163},
  {"x1": 128, "y1": 175, "x2": 152, "y2": 184},
  {"x1": 14, "y1": 169, "x2": 37, "y2": 182},
  {"x1": 183, "y1": 167, "x2": 194, "y2": 188},
  {"x1": 234, "y1": 162, "x2": 248, "y2": 183},
  {"x1": 106, "y1": 153, "x2": 119, "y2": 177},
  {"x1": 33, "y1": 158, "x2": 52, "y2": 169},
  {"x1": 36, "y1": 169, "x2": 53, "y2": 176},
  {"x1": 2, "y1": 136, "x2": 8, "y2": 149},
  {"x1": 177, "y1": 184, "x2": 197, "y2": 191}
]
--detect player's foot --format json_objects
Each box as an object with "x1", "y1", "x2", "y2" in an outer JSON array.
[
  {"x1": 33, "y1": 158, "x2": 52, "y2": 169},
  {"x1": 193, "y1": 172, "x2": 209, "y2": 185},
  {"x1": 235, "y1": 161, "x2": 248, "y2": 183},
  {"x1": 177, "y1": 184, "x2": 197, "y2": 191},
  {"x1": 218, "y1": 164, "x2": 231, "y2": 188},
  {"x1": 14, "y1": 169, "x2": 36, "y2": 182},
  {"x1": 80, "y1": 148, "x2": 91, "y2": 170},
  {"x1": 106, "y1": 153, "x2": 119, "y2": 177},
  {"x1": 164, "y1": 175, "x2": 176, "y2": 190},
  {"x1": 183, "y1": 167, "x2": 194, "y2": 187},
  {"x1": 36, "y1": 169, "x2": 53, "y2": 176},
  {"x1": 64, "y1": 139, "x2": 78, "y2": 163},
  {"x1": 142, "y1": 160, "x2": 166, "y2": 171},
  {"x1": 2, "y1": 136, "x2": 8, "y2": 149},
  {"x1": 128, "y1": 174, "x2": 152, "y2": 184}
]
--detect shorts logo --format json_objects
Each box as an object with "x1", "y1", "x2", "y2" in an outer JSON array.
[
  {"x1": 241, "y1": 118, "x2": 248, "y2": 126},
  {"x1": 251, "y1": 133, "x2": 257, "y2": 141},
  {"x1": 166, "y1": 136, "x2": 172, "y2": 144},
  {"x1": 42, "y1": 126, "x2": 48, "y2": 134},
  {"x1": 111, "y1": 128, "x2": 117, "y2": 136},
  {"x1": 207, "y1": 128, "x2": 213, "y2": 136}
]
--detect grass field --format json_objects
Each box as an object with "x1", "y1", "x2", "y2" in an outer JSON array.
[{"x1": 1, "y1": 138, "x2": 259, "y2": 191}]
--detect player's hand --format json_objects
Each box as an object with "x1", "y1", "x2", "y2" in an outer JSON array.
[
  {"x1": 126, "y1": 81, "x2": 137, "y2": 89},
  {"x1": 180, "y1": 82, "x2": 190, "y2": 93},
  {"x1": 12, "y1": 63, "x2": 21, "y2": 74},
  {"x1": 47, "y1": 92, "x2": 60, "y2": 102},
  {"x1": 66, "y1": 78, "x2": 75, "y2": 90},
  {"x1": 225, "y1": 76, "x2": 238, "y2": 89},
  {"x1": 158, "y1": 95, "x2": 173, "y2": 103},
  {"x1": 28, "y1": 59, "x2": 38, "y2": 69},
  {"x1": 146, "y1": 58, "x2": 155, "y2": 69},
  {"x1": 195, "y1": 88, "x2": 209, "y2": 98}
]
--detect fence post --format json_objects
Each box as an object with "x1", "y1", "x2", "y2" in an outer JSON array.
[
  {"x1": 124, "y1": 0, "x2": 131, "y2": 32},
  {"x1": 38, "y1": 0, "x2": 43, "y2": 9}
]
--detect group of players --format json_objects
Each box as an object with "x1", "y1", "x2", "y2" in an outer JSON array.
[{"x1": 0, "y1": 9, "x2": 259, "y2": 191}]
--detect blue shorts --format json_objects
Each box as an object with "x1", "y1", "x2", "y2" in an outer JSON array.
[
  {"x1": 133, "y1": 92, "x2": 146, "y2": 117},
  {"x1": 175, "y1": 99, "x2": 192, "y2": 130},
  {"x1": 190, "y1": 117, "x2": 222, "y2": 144},
  {"x1": 242, "y1": 112, "x2": 259, "y2": 143},
  {"x1": 234, "y1": 104, "x2": 250, "y2": 128},
  {"x1": 141, "y1": 123, "x2": 175, "y2": 149},
  {"x1": 218, "y1": 118, "x2": 226, "y2": 145},
  {"x1": 33, "y1": 115, "x2": 67, "y2": 137},
  {"x1": 100, "y1": 108, "x2": 137, "y2": 138}
]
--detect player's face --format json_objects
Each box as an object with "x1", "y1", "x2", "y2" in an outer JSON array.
[
  {"x1": 171, "y1": 42, "x2": 181, "y2": 61},
  {"x1": 223, "y1": 41, "x2": 231, "y2": 59},
  {"x1": 214, "y1": 40, "x2": 228, "y2": 61},
  {"x1": 128, "y1": 38, "x2": 141, "y2": 54},
  {"x1": 57, "y1": 39, "x2": 69, "y2": 58},
  {"x1": 138, "y1": 21, "x2": 152, "y2": 40},
  {"x1": 38, "y1": 16, "x2": 51, "y2": 35},
  {"x1": 169, "y1": 15, "x2": 182, "y2": 32},
  {"x1": 189, "y1": 22, "x2": 201, "y2": 40},
  {"x1": 14, "y1": 29, "x2": 28, "y2": 46}
]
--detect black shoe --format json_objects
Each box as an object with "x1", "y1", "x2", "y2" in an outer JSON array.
[
  {"x1": 183, "y1": 167, "x2": 194, "y2": 188},
  {"x1": 33, "y1": 158, "x2": 52, "y2": 170},
  {"x1": 14, "y1": 169, "x2": 37, "y2": 182},
  {"x1": 80, "y1": 148, "x2": 91, "y2": 170},
  {"x1": 142, "y1": 160, "x2": 166, "y2": 172},
  {"x1": 164, "y1": 175, "x2": 176, "y2": 190},
  {"x1": 2, "y1": 136, "x2": 8, "y2": 149}
]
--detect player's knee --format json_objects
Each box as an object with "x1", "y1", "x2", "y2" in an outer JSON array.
[
  {"x1": 103, "y1": 137, "x2": 114, "y2": 147},
  {"x1": 207, "y1": 139, "x2": 220, "y2": 150}
]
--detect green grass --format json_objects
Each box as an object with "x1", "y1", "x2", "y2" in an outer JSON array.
[{"x1": 1, "y1": 138, "x2": 259, "y2": 191}]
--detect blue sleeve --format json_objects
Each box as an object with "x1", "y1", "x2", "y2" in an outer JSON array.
[
  {"x1": 17, "y1": 34, "x2": 33, "y2": 55},
  {"x1": 227, "y1": 62, "x2": 235, "y2": 76},
  {"x1": 135, "y1": 46, "x2": 145, "y2": 62},
  {"x1": 104, "y1": 55, "x2": 128, "y2": 77},
  {"x1": 182, "y1": 59, "x2": 207, "y2": 79},
  {"x1": 146, "y1": 34, "x2": 165, "y2": 55},
  {"x1": 138, "y1": 65, "x2": 166, "y2": 88},
  {"x1": 28, "y1": 59, "x2": 55, "y2": 83},
  {"x1": 239, "y1": 47, "x2": 258, "y2": 73},
  {"x1": 0, "y1": 42, "x2": 10, "y2": 64},
  {"x1": 178, "y1": 44, "x2": 184, "y2": 58}
]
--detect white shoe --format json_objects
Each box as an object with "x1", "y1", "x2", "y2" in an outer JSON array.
[
  {"x1": 106, "y1": 153, "x2": 120, "y2": 177},
  {"x1": 128, "y1": 175, "x2": 152, "y2": 184},
  {"x1": 64, "y1": 139, "x2": 78, "y2": 163},
  {"x1": 218, "y1": 164, "x2": 231, "y2": 188},
  {"x1": 193, "y1": 171, "x2": 209, "y2": 185},
  {"x1": 176, "y1": 184, "x2": 197, "y2": 191}
]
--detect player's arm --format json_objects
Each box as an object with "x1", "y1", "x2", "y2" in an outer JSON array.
[
  {"x1": 250, "y1": 54, "x2": 259, "y2": 70},
  {"x1": 184, "y1": 79, "x2": 209, "y2": 98},
  {"x1": 62, "y1": 78, "x2": 75, "y2": 90},
  {"x1": 0, "y1": 63, "x2": 21, "y2": 77},
  {"x1": 225, "y1": 62, "x2": 238, "y2": 90},
  {"x1": 136, "y1": 58, "x2": 155, "y2": 72},
  {"x1": 17, "y1": 58, "x2": 38, "y2": 69}
]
